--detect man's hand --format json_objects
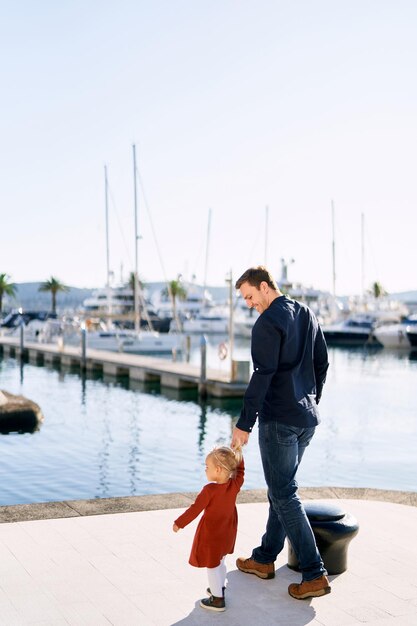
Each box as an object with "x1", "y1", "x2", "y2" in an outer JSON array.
[
  {"x1": 173, "y1": 523, "x2": 180, "y2": 533},
  {"x1": 231, "y1": 426, "x2": 250, "y2": 449}
]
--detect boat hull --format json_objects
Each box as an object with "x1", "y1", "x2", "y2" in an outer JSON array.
[
  {"x1": 406, "y1": 328, "x2": 417, "y2": 348},
  {"x1": 86, "y1": 331, "x2": 182, "y2": 354},
  {"x1": 373, "y1": 324, "x2": 411, "y2": 349},
  {"x1": 323, "y1": 330, "x2": 373, "y2": 345},
  {"x1": 182, "y1": 319, "x2": 229, "y2": 334},
  {"x1": 322, "y1": 315, "x2": 378, "y2": 346}
]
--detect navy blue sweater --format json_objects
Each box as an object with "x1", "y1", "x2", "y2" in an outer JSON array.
[{"x1": 236, "y1": 296, "x2": 329, "y2": 432}]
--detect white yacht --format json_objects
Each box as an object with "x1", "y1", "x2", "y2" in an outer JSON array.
[
  {"x1": 152, "y1": 283, "x2": 214, "y2": 320},
  {"x1": 180, "y1": 306, "x2": 229, "y2": 334},
  {"x1": 406, "y1": 326, "x2": 417, "y2": 349},
  {"x1": 82, "y1": 285, "x2": 135, "y2": 316},
  {"x1": 85, "y1": 328, "x2": 182, "y2": 355},
  {"x1": 322, "y1": 314, "x2": 378, "y2": 345},
  {"x1": 373, "y1": 315, "x2": 417, "y2": 349},
  {"x1": 9, "y1": 316, "x2": 180, "y2": 355}
]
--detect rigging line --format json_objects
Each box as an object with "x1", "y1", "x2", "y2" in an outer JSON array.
[
  {"x1": 134, "y1": 165, "x2": 169, "y2": 283},
  {"x1": 334, "y1": 212, "x2": 353, "y2": 265},
  {"x1": 245, "y1": 213, "x2": 263, "y2": 267},
  {"x1": 134, "y1": 163, "x2": 184, "y2": 333},
  {"x1": 363, "y1": 217, "x2": 379, "y2": 282},
  {"x1": 107, "y1": 184, "x2": 134, "y2": 269},
  {"x1": 191, "y1": 225, "x2": 206, "y2": 279},
  {"x1": 193, "y1": 247, "x2": 204, "y2": 276},
  {"x1": 108, "y1": 177, "x2": 154, "y2": 328}
]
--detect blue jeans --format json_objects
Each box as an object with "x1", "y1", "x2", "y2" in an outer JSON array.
[{"x1": 252, "y1": 421, "x2": 326, "y2": 581}]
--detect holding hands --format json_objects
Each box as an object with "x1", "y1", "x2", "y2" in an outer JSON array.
[{"x1": 231, "y1": 426, "x2": 250, "y2": 450}]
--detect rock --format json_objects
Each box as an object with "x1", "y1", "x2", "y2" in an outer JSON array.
[{"x1": 0, "y1": 390, "x2": 44, "y2": 433}]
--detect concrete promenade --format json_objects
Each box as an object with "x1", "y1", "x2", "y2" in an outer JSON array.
[{"x1": 0, "y1": 487, "x2": 416, "y2": 625}]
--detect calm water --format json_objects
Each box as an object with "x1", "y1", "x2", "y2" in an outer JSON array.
[{"x1": 0, "y1": 342, "x2": 416, "y2": 505}]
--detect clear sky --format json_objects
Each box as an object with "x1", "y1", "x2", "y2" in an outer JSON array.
[{"x1": 1, "y1": 0, "x2": 416, "y2": 296}]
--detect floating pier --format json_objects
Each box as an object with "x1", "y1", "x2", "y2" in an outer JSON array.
[{"x1": 0, "y1": 336, "x2": 249, "y2": 398}]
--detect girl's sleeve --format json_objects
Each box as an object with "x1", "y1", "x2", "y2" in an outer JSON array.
[
  {"x1": 174, "y1": 485, "x2": 211, "y2": 529},
  {"x1": 233, "y1": 457, "x2": 245, "y2": 492},
  {"x1": 235, "y1": 458, "x2": 245, "y2": 490}
]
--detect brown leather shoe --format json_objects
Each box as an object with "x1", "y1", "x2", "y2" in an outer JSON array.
[
  {"x1": 236, "y1": 556, "x2": 275, "y2": 579},
  {"x1": 288, "y1": 575, "x2": 331, "y2": 599}
]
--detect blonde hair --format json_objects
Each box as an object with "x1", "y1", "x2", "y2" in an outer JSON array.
[{"x1": 208, "y1": 446, "x2": 242, "y2": 478}]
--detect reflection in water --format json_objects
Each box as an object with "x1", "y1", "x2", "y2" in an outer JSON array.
[
  {"x1": 127, "y1": 403, "x2": 141, "y2": 495},
  {"x1": 97, "y1": 405, "x2": 112, "y2": 499},
  {"x1": 128, "y1": 378, "x2": 160, "y2": 394},
  {"x1": 0, "y1": 343, "x2": 416, "y2": 505},
  {"x1": 102, "y1": 372, "x2": 130, "y2": 389},
  {"x1": 80, "y1": 371, "x2": 87, "y2": 406},
  {"x1": 198, "y1": 401, "x2": 207, "y2": 452},
  {"x1": 156, "y1": 386, "x2": 196, "y2": 402}
]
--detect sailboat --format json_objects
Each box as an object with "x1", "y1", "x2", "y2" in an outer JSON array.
[
  {"x1": 85, "y1": 326, "x2": 181, "y2": 354},
  {"x1": 85, "y1": 152, "x2": 182, "y2": 356}
]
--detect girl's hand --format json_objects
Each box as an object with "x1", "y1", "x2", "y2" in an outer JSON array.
[{"x1": 173, "y1": 523, "x2": 180, "y2": 532}]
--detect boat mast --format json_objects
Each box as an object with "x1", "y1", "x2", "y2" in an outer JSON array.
[
  {"x1": 330, "y1": 199, "x2": 339, "y2": 320},
  {"x1": 361, "y1": 212, "x2": 365, "y2": 300},
  {"x1": 104, "y1": 164, "x2": 111, "y2": 316},
  {"x1": 264, "y1": 205, "x2": 269, "y2": 266},
  {"x1": 331, "y1": 199, "x2": 336, "y2": 301},
  {"x1": 203, "y1": 208, "x2": 212, "y2": 308},
  {"x1": 133, "y1": 144, "x2": 140, "y2": 333},
  {"x1": 227, "y1": 268, "x2": 234, "y2": 379}
]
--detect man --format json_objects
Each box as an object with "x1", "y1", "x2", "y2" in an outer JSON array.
[{"x1": 231, "y1": 266, "x2": 331, "y2": 600}]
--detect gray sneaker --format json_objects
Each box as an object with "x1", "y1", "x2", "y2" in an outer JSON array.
[{"x1": 200, "y1": 595, "x2": 226, "y2": 612}]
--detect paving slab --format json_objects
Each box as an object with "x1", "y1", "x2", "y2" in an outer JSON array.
[{"x1": 0, "y1": 493, "x2": 415, "y2": 625}]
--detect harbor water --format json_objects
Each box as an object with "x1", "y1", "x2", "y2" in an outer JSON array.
[{"x1": 0, "y1": 341, "x2": 416, "y2": 505}]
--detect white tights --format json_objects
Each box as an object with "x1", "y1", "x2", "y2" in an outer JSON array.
[{"x1": 207, "y1": 557, "x2": 227, "y2": 597}]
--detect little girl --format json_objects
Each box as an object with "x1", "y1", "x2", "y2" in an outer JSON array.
[{"x1": 173, "y1": 446, "x2": 244, "y2": 612}]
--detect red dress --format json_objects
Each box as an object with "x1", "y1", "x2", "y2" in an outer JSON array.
[{"x1": 174, "y1": 460, "x2": 245, "y2": 568}]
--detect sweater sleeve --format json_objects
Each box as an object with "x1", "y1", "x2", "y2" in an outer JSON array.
[
  {"x1": 236, "y1": 318, "x2": 280, "y2": 432},
  {"x1": 313, "y1": 326, "x2": 329, "y2": 403},
  {"x1": 174, "y1": 485, "x2": 211, "y2": 529}
]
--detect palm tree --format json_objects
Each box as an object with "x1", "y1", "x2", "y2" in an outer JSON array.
[
  {"x1": 0, "y1": 273, "x2": 17, "y2": 315},
  {"x1": 369, "y1": 281, "x2": 387, "y2": 299},
  {"x1": 126, "y1": 272, "x2": 146, "y2": 327},
  {"x1": 162, "y1": 277, "x2": 187, "y2": 331},
  {"x1": 126, "y1": 271, "x2": 144, "y2": 292},
  {"x1": 38, "y1": 277, "x2": 70, "y2": 314}
]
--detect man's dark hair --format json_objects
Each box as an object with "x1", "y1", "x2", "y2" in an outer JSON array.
[{"x1": 235, "y1": 266, "x2": 278, "y2": 290}]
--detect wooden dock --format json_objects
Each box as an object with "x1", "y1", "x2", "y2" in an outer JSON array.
[{"x1": 0, "y1": 336, "x2": 249, "y2": 398}]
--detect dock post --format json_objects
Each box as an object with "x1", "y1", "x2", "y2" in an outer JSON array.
[
  {"x1": 199, "y1": 335, "x2": 207, "y2": 399},
  {"x1": 81, "y1": 327, "x2": 87, "y2": 371},
  {"x1": 19, "y1": 323, "x2": 24, "y2": 355},
  {"x1": 185, "y1": 335, "x2": 191, "y2": 362}
]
